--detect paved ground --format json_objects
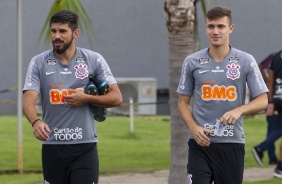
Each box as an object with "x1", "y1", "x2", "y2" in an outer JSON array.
[{"x1": 99, "y1": 166, "x2": 277, "y2": 184}]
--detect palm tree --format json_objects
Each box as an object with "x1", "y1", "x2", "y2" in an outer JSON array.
[
  {"x1": 164, "y1": 0, "x2": 215, "y2": 183},
  {"x1": 38, "y1": 0, "x2": 94, "y2": 47}
]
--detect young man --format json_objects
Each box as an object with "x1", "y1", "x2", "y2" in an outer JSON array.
[
  {"x1": 23, "y1": 10, "x2": 122, "y2": 184},
  {"x1": 252, "y1": 53, "x2": 281, "y2": 167},
  {"x1": 266, "y1": 50, "x2": 282, "y2": 178},
  {"x1": 177, "y1": 6, "x2": 268, "y2": 184}
]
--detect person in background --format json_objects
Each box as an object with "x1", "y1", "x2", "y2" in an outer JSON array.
[
  {"x1": 23, "y1": 10, "x2": 122, "y2": 184},
  {"x1": 266, "y1": 50, "x2": 282, "y2": 178},
  {"x1": 252, "y1": 53, "x2": 281, "y2": 167}
]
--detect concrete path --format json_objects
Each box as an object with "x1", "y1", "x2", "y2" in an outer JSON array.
[
  {"x1": 243, "y1": 167, "x2": 275, "y2": 182},
  {"x1": 99, "y1": 166, "x2": 277, "y2": 184}
]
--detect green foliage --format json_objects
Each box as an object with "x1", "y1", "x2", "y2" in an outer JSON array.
[
  {"x1": 38, "y1": 0, "x2": 94, "y2": 47},
  {"x1": 200, "y1": 0, "x2": 218, "y2": 16}
]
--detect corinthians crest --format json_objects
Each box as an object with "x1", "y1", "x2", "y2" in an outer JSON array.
[
  {"x1": 226, "y1": 63, "x2": 240, "y2": 80},
  {"x1": 74, "y1": 63, "x2": 89, "y2": 79}
]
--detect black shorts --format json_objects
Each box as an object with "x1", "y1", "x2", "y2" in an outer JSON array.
[
  {"x1": 187, "y1": 139, "x2": 245, "y2": 184},
  {"x1": 42, "y1": 143, "x2": 99, "y2": 184}
]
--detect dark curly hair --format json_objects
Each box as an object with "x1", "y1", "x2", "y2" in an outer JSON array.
[{"x1": 50, "y1": 10, "x2": 79, "y2": 31}]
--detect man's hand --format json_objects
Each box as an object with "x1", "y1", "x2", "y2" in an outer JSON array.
[
  {"x1": 33, "y1": 120, "x2": 50, "y2": 141},
  {"x1": 266, "y1": 103, "x2": 274, "y2": 116},
  {"x1": 190, "y1": 124, "x2": 212, "y2": 147},
  {"x1": 64, "y1": 89, "x2": 86, "y2": 106},
  {"x1": 220, "y1": 108, "x2": 242, "y2": 126}
]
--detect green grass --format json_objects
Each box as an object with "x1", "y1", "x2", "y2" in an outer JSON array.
[
  {"x1": 243, "y1": 178, "x2": 281, "y2": 184},
  {"x1": 244, "y1": 115, "x2": 281, "y2": 167},
  {"x1": 0, "y1": 115, "x2": 170, "y2": 183},
  {"x1": 0, "y1": 115, "x2": 281, "y2": 184},
  {"x1": 0, "y1": 174, "x2": 43, "y2": 184},
  {"x1": 244, "y1": 179, "x2": 282, "y2": 184},
  {"x1": 98, "y1": 116, "x2": 170, "y2": 174}
]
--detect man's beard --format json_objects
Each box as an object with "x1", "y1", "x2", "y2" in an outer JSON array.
[{"x1": 52, "y1": 38, "x2": 73, "y2": 54}]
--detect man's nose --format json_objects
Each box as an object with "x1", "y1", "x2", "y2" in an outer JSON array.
[
  {"x1": 212, "y1": 27, "x2": 219, "y2": 34},
  {"x1": 53, "y1": 32, "x2": 61, "y2": 39}
]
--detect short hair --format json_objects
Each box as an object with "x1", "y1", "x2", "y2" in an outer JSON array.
[
  {"x1": 207, "y1": 6, "x2": 232, "y2": 25},
  {"x1": 50, "y1": 10, "x2": 79, "y2": 31}
]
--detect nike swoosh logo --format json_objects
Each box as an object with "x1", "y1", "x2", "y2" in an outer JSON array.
[
  {"x1": 199, "y1": 70, "x2": 209, "y2": 74},
  {"x1": 46, "y1": 71, "x2": 57, "y2": 75}
]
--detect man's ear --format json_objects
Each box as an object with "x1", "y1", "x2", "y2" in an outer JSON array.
[
  {"x1": 229, "y1": 24, "x2": 234, "y2": 33},
  {"x1": 73, "y1": 29, "x2": 80, "y2": 39}
]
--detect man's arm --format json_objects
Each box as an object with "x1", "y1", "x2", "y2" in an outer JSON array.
[
  {"x1": 258, "y1": 63, "x2": 268, "y2": 83},
  {"x1": 267, "y1": 69, "x2": 275, "y2": 102},
  {"x1": 23, "y1": 90, "x2": 50, "y2": 141},
  {"x1": 178, "y1": 94, "x2": 212, "y2": 147},
  {"x1": 237, "y1": 93, "x2": 268, "y2": 115},
  {"x1": 89, "y1": 84, "x2": 123, "y2": 108},
  {"x1": 64, "y1": 84, "x2": 123, "y2": 108},
  {"x1": 220, "y1": 93, "x2": 268, "y2": 125},
  {"x1": 266, "y1": 69, "x2": 275, "y2": 116},
  {"x1": 23, "y1": 90, "x2": 39, "y2": 125}
]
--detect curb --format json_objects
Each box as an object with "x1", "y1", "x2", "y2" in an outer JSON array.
[{"x1": 99, "y1": 167, "x2": 277, "y2": 184}]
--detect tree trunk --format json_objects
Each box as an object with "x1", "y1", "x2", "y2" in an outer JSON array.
[{"x1": 164, "y1": 0, "x2": 198, "y2": 183}]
